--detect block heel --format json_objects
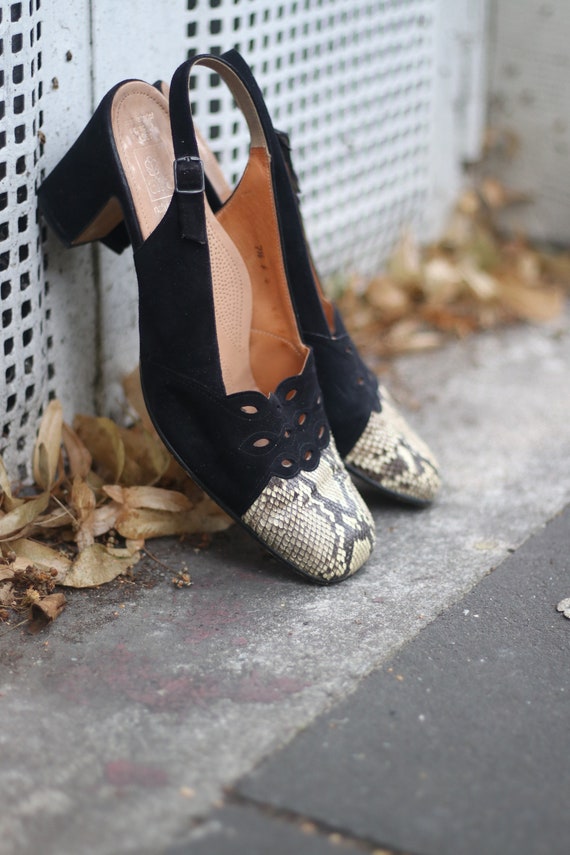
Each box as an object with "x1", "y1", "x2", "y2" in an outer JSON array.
[{"x1": 37, "y1": 88, "x2": 133, "y2": 249}]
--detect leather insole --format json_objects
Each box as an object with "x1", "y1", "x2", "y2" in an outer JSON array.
[{"x1": 111, "y1": 82, "x2": 258, "y2": 396}]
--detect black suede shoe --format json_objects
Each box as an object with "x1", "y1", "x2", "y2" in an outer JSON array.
[
  {"x1": 210, "y1": 50, "x2": 441, "y2": 506},
  {"x1": 37, "y1": 55, "x2": 375, "y2": 583},
  {"x1": 140, "y1": 56, "x2": 441, "y2": 505}
]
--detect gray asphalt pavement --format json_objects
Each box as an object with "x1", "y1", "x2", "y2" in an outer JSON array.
[{"x1": 1, "y1": 313, "x2": 570, "y2": 855}]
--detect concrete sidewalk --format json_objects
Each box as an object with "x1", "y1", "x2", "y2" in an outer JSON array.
[
  {"x1": 220, "y1": 502, "x2": 570, "y2": 855},
  {"x1": 1, "y1": 313, "x2": 570, "y2": 855}
]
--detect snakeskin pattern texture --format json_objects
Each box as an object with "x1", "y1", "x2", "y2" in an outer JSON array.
[
  {"x1": 242, "y1": 439, "x2": 375, "y2": 582},
  {"x1": 345, "y1": 389, "x2": 440, "y2": 504}
]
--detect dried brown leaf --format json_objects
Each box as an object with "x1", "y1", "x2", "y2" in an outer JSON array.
[
  {"x1": 100, "y1": 484, "x2": 123, "y2": 504},
  {"x1": 62, "y1": 422, "x2": 92, "y2": 479},
  {"x1": 0, "y1": 582, "x2": 15, "y2": 607},
  {"x1": 540, "y1": 252, "x2": 570, "y2": 287},
  {"x1": 92, "y1": 503, "x2": 121, "y2": 538},
  {"x1": 33, "y1": 400, "x2": 63, "y2": 490},
  {"x1": 73, "y1": 415, "x2": 125, "y2": 483},
  {"x1": 382, "y1": 319, "x2": 443, "y2": 354},
  {"x1": 466, "y1": 229, "x2": 502, "y2": 272},
  {"x1": 0, "y1": 493, "x2": 50, "y2": 540},
  {"x1": 420, "y1": 305, "x2": 480, "y2": 336},
  {"x1": 62, "y1": 543, "x2": 140, "y2": 588},
  {"x1": 9, "y1": 538, "x2": 70, "y2": 582},
  {"x1": 365, "y1": 277, "x2": 411, "y2": 319},
  {"x1": 386, "y1": 230, "x2": 422, "y2": 285},
  {"x1": 423, "y1": 257, "x2": 463, "y2": 303},
  {"x1": 104, "y1": 484, "x2": 193, "y2": 512},
  {"x1": 441, "y1": 209, "x2": 475, "y2": 248},
  {"x1": 33, "y1": 508, "x2": 74, "y2": 530},
  {"x1": 123, "y1": 367, "x2": 155, "y2": 433},
  {"x1": 499, "y1": 281, "x2": 565, "y2": 322},
  {"x1": 480, "y1": 178, "x2": 531, "y2": 210},
  {"x1": 29, "y1": 592, "x2": 66, "y2": 632},
  {"x1": 0, "y1": 457, "x2": 23, "y2": 512},
  {"x1": 457, "y1": 189, "x2": 480, "y2": 215},
  {"x1": 119, "y1": 424, "x2": 171, "y2": 486},
  {"x1": 515, "y1": 250, "x2": 541, "y2": 286},
  {"x1": 70, "y1": 477, "x2": 97, "y2": 551},
  {"x1": 115, "y1": 498, "x2": 231, "y2": 540},
  {"x1": 71, "y1": 477, "x2": 96, "y2": 514},
  {"x1": 459, "y1": 261, "x2": 499, "y2": 301},
  {"x1": 479, "y1": 178, "x2": 510, "y2": 210}
]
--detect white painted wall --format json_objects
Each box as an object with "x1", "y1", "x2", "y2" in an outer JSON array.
[
  {"x1": 428, "y1": 0, "x2": 489, "y2": 239},
  {"x1": 487, "y1": 0, "x2": 570, "y2": 244}
]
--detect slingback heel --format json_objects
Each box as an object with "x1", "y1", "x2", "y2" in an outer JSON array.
[
  {"x1": 38, "y1": 59, "x2": 375, "y2": 583},
  {"x1": 38, "y1": 89, "x2": 131, "y2": 249},
  {"x1": 216, "y1": 49, "x2": 441, "y2": 506}
]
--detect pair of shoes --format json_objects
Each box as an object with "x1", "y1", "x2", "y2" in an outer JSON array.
[
  {"x1": 37, "y1": 51, "x2": 438, "y2": 583},
  {"x1": 107, "y1": 53, "x2": 441, "y2": 508},
  {"x1": 37, "y1": 52, "x2": 376, "y2": 584}
]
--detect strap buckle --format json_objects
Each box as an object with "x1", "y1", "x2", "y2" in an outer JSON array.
[{"x1": 174, "y1": 156, "x2": 205, "y2": 194}]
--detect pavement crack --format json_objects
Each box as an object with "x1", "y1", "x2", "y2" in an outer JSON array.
[{"x1": 226, "y1": 789, "x2": 417, "y2": 854}]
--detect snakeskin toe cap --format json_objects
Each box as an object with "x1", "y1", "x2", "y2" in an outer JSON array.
[
  {"x1": 242, "y1": 439, "x2": 375, "y2": 583},
  {"x1": 345, "y1": 389, "x2": 441, "y2": 505}
]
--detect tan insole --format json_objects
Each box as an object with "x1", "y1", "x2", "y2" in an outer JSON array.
[
  {"x1": 195, "y1": 124, "x2": 337, "y2": 335},
  {"x1": 196, "y1": 127, "x2": 232, "y2": 206},
  {"x1": 110, "y1": 82, "x2": 258, "y2": 396},
  {"x1": 216, "y1": 147, "x2": 307, "y2": 395},
  {"x1": 156, "y1": 78, "x2": 334, "y2": 335}
]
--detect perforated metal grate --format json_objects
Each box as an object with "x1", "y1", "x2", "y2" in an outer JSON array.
[
  {"x1": 185, "y1": 0, "x2": 436, "y2": 277},
  {"x1": 0, "y1": 0, "x2": 49, "y2": 479},
  {"x1": 0, "y1": 0, "x2": 486, "y2": 475}
]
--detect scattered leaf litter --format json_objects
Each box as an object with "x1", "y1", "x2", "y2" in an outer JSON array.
[{"x1": 0, "y1": 373, "x2": 231, "y2": 632}]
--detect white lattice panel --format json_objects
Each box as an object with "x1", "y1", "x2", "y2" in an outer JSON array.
[
  {"x1": 1, "y1": 0, "x2": 488, "y2": 471},
  {"x1": 185, "y1": 0, "x2": 438, "y2": 277},
  {"x1": 0, "y1": 0, "x2": 48, "y2": 478}
]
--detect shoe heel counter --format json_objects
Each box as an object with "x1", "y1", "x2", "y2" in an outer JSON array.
[{"x1": 37, "y1": 88, "x2": 129, "y2": 252}]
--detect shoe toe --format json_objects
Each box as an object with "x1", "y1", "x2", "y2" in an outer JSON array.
[
  {"x1": 345, "y1": 389, "x2": 441, "y2": 504},
  {"x1": 242, "y1": 440, "x2": 375, "y2": 583}
]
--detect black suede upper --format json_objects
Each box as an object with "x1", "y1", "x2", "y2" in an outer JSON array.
[
  {"x1": 64, "y1": 51, "x2": 382, "y2": 471},
  {"x1": 218, "y1": 50, "x2": 381, "y2": 457},
  {"x1": 304, "y1": 309, "x2": 380, "y2": 457},
  {"x1": 132, "y1": 56, "x2": 331, "y2": 516}
]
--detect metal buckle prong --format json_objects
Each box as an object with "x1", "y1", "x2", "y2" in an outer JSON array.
[{"x1": 174, "y1": 156, "x2": 205, "y2": 194}]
